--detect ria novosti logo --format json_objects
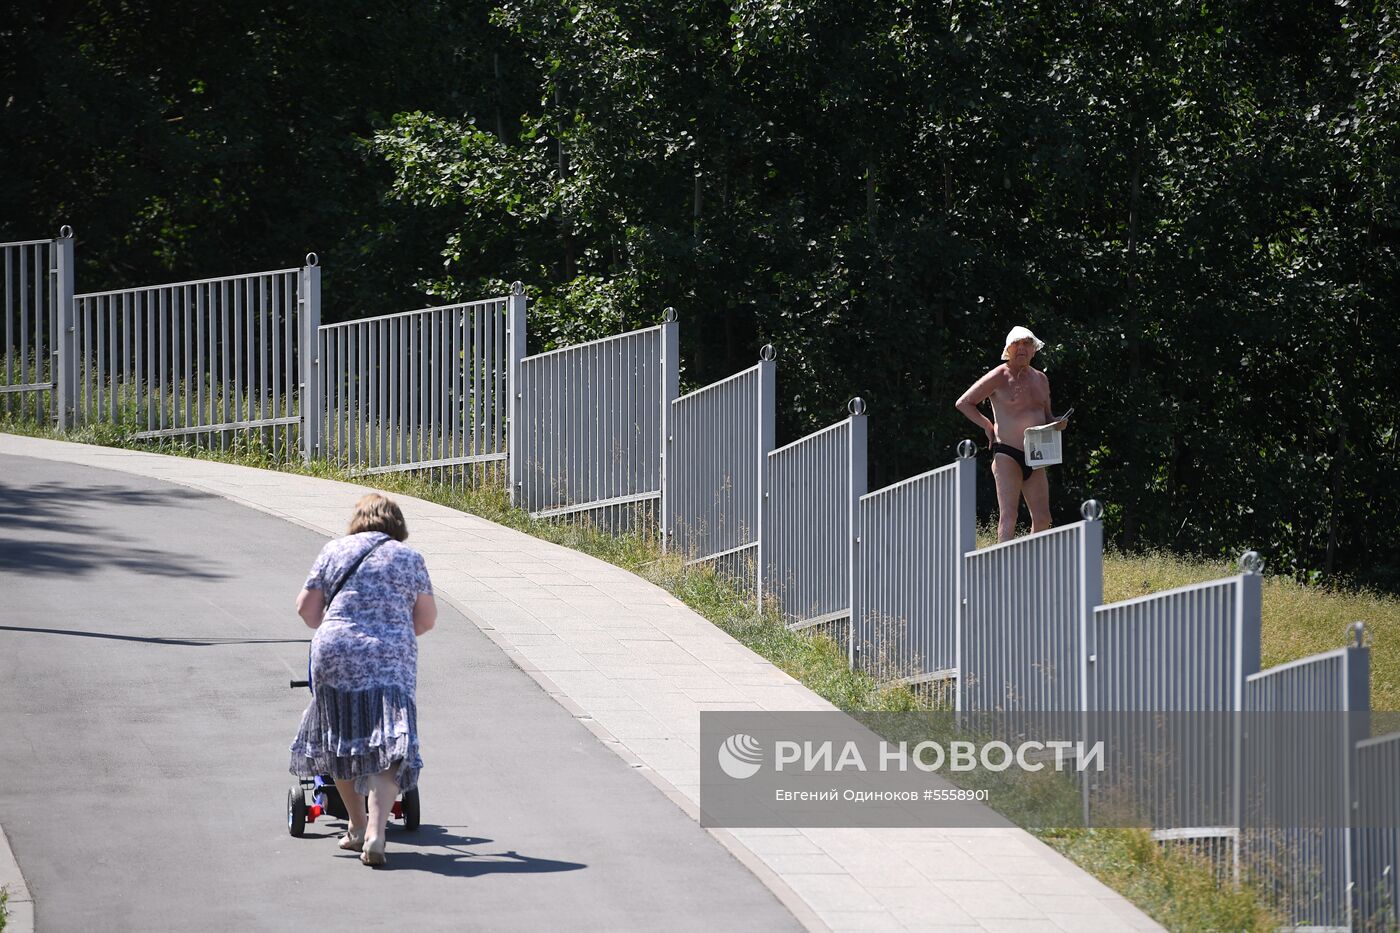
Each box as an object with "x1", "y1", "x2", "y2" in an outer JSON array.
[
  {"x1": 717, "y1": 733, "x2": 764, "y2": 779},
  {"x1": 716, "y1": 734, "x2": 1105, "y2": 779}
]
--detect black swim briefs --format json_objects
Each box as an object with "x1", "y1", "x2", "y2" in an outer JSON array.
[{"x1": 991, "y1": 442, "x2": 1034, "y2": 481}]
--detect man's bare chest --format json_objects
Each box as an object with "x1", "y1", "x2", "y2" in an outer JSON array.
[{"x1": 992, "y1": 374, "x2": 1046, "y2": 411}]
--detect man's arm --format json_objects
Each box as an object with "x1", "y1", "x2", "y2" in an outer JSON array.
[
  {"x1": 955, "y1": 368, "x2": 1003, "y2": 446},
  {"x1": 1042, "y1": 375, "x2": 1068, "y2": 429}
]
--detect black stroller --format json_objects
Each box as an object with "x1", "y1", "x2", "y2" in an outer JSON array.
[{"x1": 286, "y1": 665, "x2": 421, "y2": 836}]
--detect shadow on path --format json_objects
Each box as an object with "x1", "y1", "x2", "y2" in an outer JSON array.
[
  {"x1": 0, "y1": 478, "x2": 211, "y2": 533},
  {"x1": 0, "y1": 625, "x2": 309, "y2": 647},
  {"x1": 330, "y1": 825, "x2": 588, "y2": 878},
  {"x1": 0, "y1": 475, "x2": 233, "y2": 579}
]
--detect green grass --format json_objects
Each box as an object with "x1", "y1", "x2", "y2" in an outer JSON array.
[
  {"x1": 1, "y1": 884, "x2": 8, "y2": 933},
  {"x1": 1044, "y1": 828, "x2": 1279, "y2": 930},
  {"x1": 1, "y1": 415, "x2": 1298, "y2": 929}
]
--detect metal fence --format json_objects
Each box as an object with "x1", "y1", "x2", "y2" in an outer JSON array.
[
  {"x1": 667, "y1": 350, "x2": 775, "y2": 596},
  {"x1": 1242, "y1": 628, "x2": 1370, "y2": 931},
  {"x1": 70, "y1": 257, "x2": 319, "y2": 458},
  {"x1": 764, "y1": 401, "x2": 867, "y2": 662},
  {"x1": 1087, "y1": 566, "x2": 1263, "y2": 862},
  {"x1": 960, "y1": 506, "x2": 1103, "y2": 717},
  {"x1": 1, "y1": 230, "x2": 74, "y2": 425},
  {"x1": 856, "y1": 447, "x2": 975, "y2": 683},
  {"x1": 516, "y1": 316, "x2": 678, "y2": 530},
  {"x1": 1355, "y1": 730, "x2": 1400, "y2": 929},
  {"x1": 13, "y1": 223, "x2": 1400, "y2": 930},
  {"x1": 318, "y1": 292, "x2": 518, "y2": 484}
]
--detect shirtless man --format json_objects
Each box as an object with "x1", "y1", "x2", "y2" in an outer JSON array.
[{"x1": 955, "y1": 326, "x2": 1067, "y2": 543}]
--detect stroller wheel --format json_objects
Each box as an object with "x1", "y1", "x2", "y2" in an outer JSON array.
[
  {"x1": 400, "y1": 787, "x2": 420, "y2": 831},
  {"x1": 287, "y1": 784, "x2": 308, "y2": 836}
]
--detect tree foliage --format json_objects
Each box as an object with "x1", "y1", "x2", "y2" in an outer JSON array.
[{"x1": 5, "y1": 1, "x2": 1397, "y2": 588}]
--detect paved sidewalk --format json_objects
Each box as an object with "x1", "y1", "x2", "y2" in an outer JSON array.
[
  {"x1": 0, "y1": 434, "x2": 1162, "y2": 933},
  {"x1": 0, "y1": 826, "x2": 35, "y2": 933}
]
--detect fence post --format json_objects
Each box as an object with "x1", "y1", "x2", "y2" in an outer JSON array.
[
  {"x1": 1232, "y1": 553, "x2": 1264, "y2": 883},
  {"x1": 53, "y1": 226, "x2": 76, "y2": 430},
  {"x1": 755, "y1": 346, "x2": 777, "y2": 611},
  {"x1": 847, "y1": 398, "x2": 868, "y2": 670},
  {"x1": 659, "y1": 309, "x2": 680, "y2": 550},
  {"x1": 1078, "y1": 499, "x2": 1105, "y2": 825},
  {"x1": 506, "y1": 282, "x2": 527, "y2": 509},
  {"x1": 953, "y1": 439, "x2": 977, "y2": 712},
  {"x1": 298, "y1": 254, "x2": 321, "y2": 463},
  {"x1": 1345, "y1": 621, "x2": 1372, "y2": 932}
]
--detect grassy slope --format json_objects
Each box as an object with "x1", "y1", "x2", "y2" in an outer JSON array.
[{"x1": 1103, "y1": 549, "x2": 1398, "y2": 709}]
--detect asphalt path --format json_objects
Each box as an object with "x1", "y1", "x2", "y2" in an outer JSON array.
[{"x1": 0, "y1": 454, "x2": 800, "y2": 932}]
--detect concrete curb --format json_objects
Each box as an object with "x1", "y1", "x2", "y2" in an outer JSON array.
[{"x1": 0, "y1": 825, "x2": 34, "y2": 933}]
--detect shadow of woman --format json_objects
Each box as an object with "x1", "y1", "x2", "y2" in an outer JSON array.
[
  {"x1": 337, "y1": 825, "x2": 586, "y2": 877},
  {"x1": 382, "y1": 849, "x2": 587, "y2": 878}
]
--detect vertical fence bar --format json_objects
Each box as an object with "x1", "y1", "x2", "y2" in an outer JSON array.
[
  {"x1": 19, "y1": 246, "x2": 29, "y2": 407},
  {"x1": 659, "y1": 309, "x2": 680, "y2": 549},
  {"x1": 53, "y1": 229, "x2": 76, "y2": 429},
  {"x1": 299, "y1": 254, "x2": 321, "y2": 462},
  {"x1": 283, "y1": 273, "x2": 294, "y2": 453},
  {"x1": 507, "y1": 282, "x2": 527, "y2": 507},
  {"x1": 755, "y1": 350, "x2": 776, "y2": 609},
  {"x1": 37, "y1": 243, "x2": 48, "y2": 422},
  {"x1": 3, "y1": 247, "x2": 11, "y2": 420},
  {"x1": 847, "y1": 401, "x2": 868, "y2": 669},
  {"x1": 953, "y1": 442, "x2": 977, "y2": 711}
]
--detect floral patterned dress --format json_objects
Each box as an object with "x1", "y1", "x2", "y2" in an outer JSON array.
[{"x1": 289, "y1": 531, "x2": 432, "y2": 794}]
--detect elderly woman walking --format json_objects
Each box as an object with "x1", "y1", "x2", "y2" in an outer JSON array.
[{"x1": 290, "y1": 493, "x2": 437, "y2": 866}]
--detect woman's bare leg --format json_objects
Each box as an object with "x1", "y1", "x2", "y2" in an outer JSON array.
[
  {"x1": 364, "y1": 767, "x2": 398, "y2": 846},
  {"x1": 332, "y1": 778, "x2": 368, "y2": 839}
]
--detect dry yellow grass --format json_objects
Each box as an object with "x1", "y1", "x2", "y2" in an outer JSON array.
[
  {"x1": 1102, "y1": 549, "x2": 1399, "y2": 710},
  {"x1": 976, "y1": 524, "x2": 1398, "y2": 709}
]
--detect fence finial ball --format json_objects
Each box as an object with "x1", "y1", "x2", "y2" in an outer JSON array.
[
  {"x1": 848, "y1": 397, "x2": 867, "y2": 416},
  {"x1": 1080, "y1": 499, "x2": 1104, "y2": 522},
  {"x1": 59, "y1": 225, "x2": 74, "y2": 239},
  {"x1": 1349, "y1": 621, "x2": 1367, "y2": 647},
  {"x1": 511, "y1": 280, "x2": 525, "y2": 296},
  {"x1": 305, "y1": 252, "x2": 319, "y2": 267},
  {"x1": 759, "y1": 343, "x2": 777, "y2": 362},
  {"x1": 1239, "y1": 550, "x2": 1264, "y2": 574},
  {"x1": 957, "y1": 439, "x2": 977, "y2": 459},
  {"x1": 663, "y1": 307, "x2": 678, "y2": 323}
]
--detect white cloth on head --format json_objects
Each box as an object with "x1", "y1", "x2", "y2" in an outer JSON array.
[{"x1": 1002, "y1": 325, "x2": 1044, "y2": 360}]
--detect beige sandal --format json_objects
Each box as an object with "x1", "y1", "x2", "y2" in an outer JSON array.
[
  {"x1": 360, "y1": 837, "x2": 386, "y2": 866},
  {"x1": 338, "y1": 831, "x2": 365, "y2": 852}
]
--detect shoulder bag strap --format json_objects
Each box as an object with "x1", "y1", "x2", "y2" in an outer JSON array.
[{"x1": 324, "y1": 537, "x2": 389, "y2": 608}]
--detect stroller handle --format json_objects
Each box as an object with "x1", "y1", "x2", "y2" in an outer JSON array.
[{"x1": 290, "y1": 679, "x2": 310, "y2": 689}]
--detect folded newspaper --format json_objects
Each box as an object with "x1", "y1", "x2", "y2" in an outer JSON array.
[{"x1": 1022, "y1": 408, "x2": 1073, "y2": 469}]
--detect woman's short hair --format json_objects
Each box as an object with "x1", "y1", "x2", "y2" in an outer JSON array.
[{"x1": 348, "y1": 493, "x2": 408, "y2": 541}]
